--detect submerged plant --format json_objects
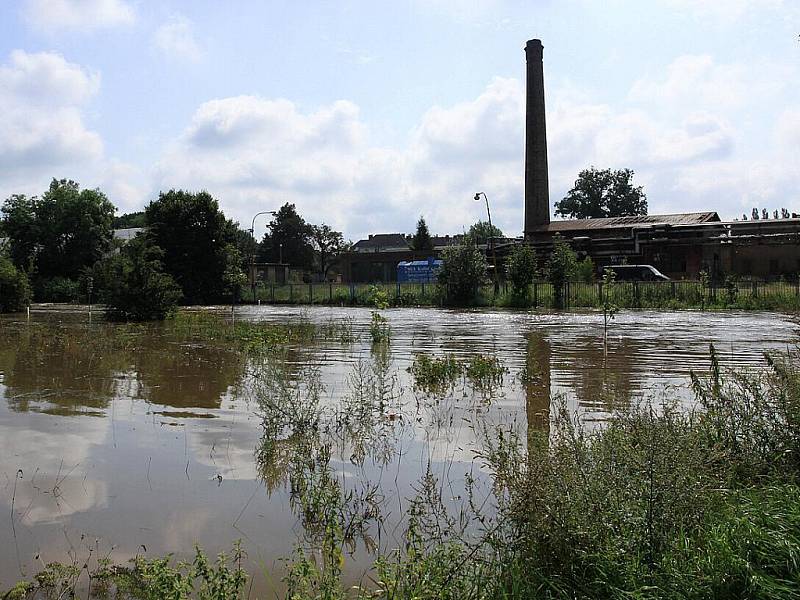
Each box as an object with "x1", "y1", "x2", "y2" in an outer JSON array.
[
  {"x1": 601, "y1": 267, "x2": 618, "y2": 343},
  {"x1": 408, "y1": 353, "x2": 462, "y2": 392}
]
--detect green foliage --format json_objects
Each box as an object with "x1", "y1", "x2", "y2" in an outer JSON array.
[
  {"x1": 310, "y1": 223, "x2": 346, "y2": 277},
  {"x1": 0, "y1": 253, "x2": 31, "y2": 312},
  {"x1": 464, "y1": 354, "x2": 507, "y2": 389},
  {"x1": 545, "y1": 235, "x2": 577, "y2": 288},
  {"x1": 574, "y1": 256, "x2": 595, "y2": 283},
  {"x1": 369, "y1": 311, "x2": 391, "y2": 345},
  {"x1": 467, "y1": 220, "x2": 503, "y2": 245},
  {"x1": 113, "y1": 211, "x2": 146, "y2": 228},
  {"x1": 546, "y1": 235, "x2": 577, "y2": 307},
  {"x1": 103, "y1": 236, "x2": 182, "y2": 321},
  {"x1": 408, "y1": 353, "x2": 462, "y2": 391},
  {"x1": 145, "y1": 189, "x2": 243, "y2": 304},
  {"x1": 438, "y1": 239, "x2": 488, "y2": 304},
  {"x1": 602, "y1": 267, "x2": 618, "y2": 339},
  {"x1": 412, "y1": 216, "x2": 434, "y2": 253},
  {"x1": 724, "y1": 275, "x2": 739, "y2": 305},
  {"x1": 258, "y1": 203, "x2": 315, "y2": 270},
  {"x1": 1, "y1": 179, "x2": 115, "y2": 283},
  {"x1": 505, "y1": 243, "x2": 537, "y2": 299},
  {"x1": 409, "y1": 352, "x2": 507, "y2": 392},
  {"x1": 35, "y1": 276, "x2": 81, "y2": 302},
  {"x1": 555, "y1": 166, "x2": 647, "y2": 219}
]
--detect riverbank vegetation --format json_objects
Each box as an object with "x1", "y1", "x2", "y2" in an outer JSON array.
[
  {"x1": 242, "y1": 278, "x2": 800, "y2": 311},
  {"x1": 5, "y1": 335, "x2": 800, "y2": 598}
]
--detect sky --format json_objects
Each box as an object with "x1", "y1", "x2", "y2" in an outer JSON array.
[{"x1": 0, "y1": 0, "x2": 798, "y2": 241}]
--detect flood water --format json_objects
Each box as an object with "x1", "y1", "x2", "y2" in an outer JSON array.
[{"x1": 0, "y1": 305, "x2": 797, "y2": 594}]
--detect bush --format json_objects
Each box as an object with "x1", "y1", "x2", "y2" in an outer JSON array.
[
  {"x1": 546, "y1": 234, "x2": 577, "y2": 306},
  {"x1": 438, "y1": 240, "x2": 488, "y2": 305},
  {"x1": 36, "y1": 276, "x2": 81, "y2": 302},
  {"x1": 505, "y1": 244, "x2": 537, "y2": 300},
  {"x1": 0, "y1": 254, "x2": 31, "y2": 312},
  {"x1": 103, "y1": 237, "x2": 182, "y2": 321},
  {"x1": 575, "y1": 256, "x2": 595, "y2": 283}
]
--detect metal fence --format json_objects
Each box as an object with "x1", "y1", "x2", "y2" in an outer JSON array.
[{"x1": 243, "y1": 279, "x2": 800, "y2": 309}]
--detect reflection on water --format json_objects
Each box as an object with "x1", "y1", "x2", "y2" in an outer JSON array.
[{"x1": 0, "y1": 306, "x2": 797, "y2": 594}]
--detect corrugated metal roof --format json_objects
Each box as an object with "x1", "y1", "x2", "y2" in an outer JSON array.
[{"x1": 538, "y1": 212, "x2": 720, "y2": 232}]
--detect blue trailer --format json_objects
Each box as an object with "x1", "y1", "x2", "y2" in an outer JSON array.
[{"x1": 397, "y1": 258, "x2": 443, "y2": 283}]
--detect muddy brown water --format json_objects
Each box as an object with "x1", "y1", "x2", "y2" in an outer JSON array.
[{"x1": 0, "y1": 305, "x2": 797, "y2": 594}]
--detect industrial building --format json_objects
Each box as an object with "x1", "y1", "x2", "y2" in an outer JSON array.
[{"x1": 341, "y1": 38, "x2": 800, "y2": 283}]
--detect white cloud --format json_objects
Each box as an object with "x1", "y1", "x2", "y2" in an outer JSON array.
[
  {"x1": 0, "y1": 50, "x2": 103, "y2": 176},
  {"x1": 22, "y1": 0, "x2": 135, "y2": 33},
  {"x1": 153, "y1": 15, "x2": 203, "y2": 63},
  {"x1": 629, "y1": 55, "x2": 748, "y2": 112},
  {"x1": 150, "y1": 60, "x2": 784, "y2": 239}
]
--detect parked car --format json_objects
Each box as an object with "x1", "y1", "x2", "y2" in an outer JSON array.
[{"x1": 606, "y1": 264, "x2": 670, "y2": 281}]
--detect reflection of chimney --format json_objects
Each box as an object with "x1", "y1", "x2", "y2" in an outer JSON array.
[{"x1": 524, "y1": 39, "x2": 550, "y2": 237}]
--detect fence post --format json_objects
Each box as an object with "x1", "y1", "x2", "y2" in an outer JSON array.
[
  {"x1": 309, "y1": 283, "x2": 313, "y2": 303},
  {"x1": 752, "y1": 281, "x2": 758, "y2": 298},
  {"x1": 396, "y1": 282, "x2": 401, "y2": 299},
  {"x1": 350, "y1": 283, "x2": 355, "y2": 302},
  {"x1": 329, "y1": 283, "x2": 333, "y2": 302},
  {"x1": 633, "y1": 281, "x2": 639, "y2": 307},
  {"x1": 270, "y1": 283, "x2": 274, "y2": 303},
  {"x1": 598, "y1": 281, "x2": 603, "y2": 305},
  {"x1": 421, "y1": 282, "x2": 425, "y2": 298},
  {"x1": 289, "y1": 284, "x2": 293, "y2": 303},
  {"x1": 533, "y1": 282, "x2": 538, "y2": 307}
]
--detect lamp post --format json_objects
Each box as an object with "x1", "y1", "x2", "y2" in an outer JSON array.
[
  {"x1": 474, "y1": 192, "x2": 499, "y2": 295},
  {"x1": 249, "y1": 211, "x2": 277, "y2": 302}
]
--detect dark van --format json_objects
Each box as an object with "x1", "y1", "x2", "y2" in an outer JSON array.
[{"x1": 607, "y1": 265, "x2": 670, "y2": 281}]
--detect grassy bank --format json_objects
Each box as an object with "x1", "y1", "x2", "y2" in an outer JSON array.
[
  {"x1": 5, "y1": 327, "x2": 800, "y2": 598},
  {"x1": 240, "y1": 280, "x2": 800, "y2": 311}
]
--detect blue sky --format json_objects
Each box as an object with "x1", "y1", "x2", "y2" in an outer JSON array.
[{"x1": 0, "y1": 0, "x2": 797, "y2": 240}]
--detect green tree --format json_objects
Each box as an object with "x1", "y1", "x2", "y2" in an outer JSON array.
[
  {"x1": 310, "y1": 224, "x2": 346, "y2": 278},
  {"x1": 438, "y1": 239, "x2": 488, "y2": 304},
  {"x1": 506, "y1": 243, "x2": 537, "y2": 300},
  {"x1": 0, "y1": 252, "x2": 31, "y2": 312},
  {"x1": 258, "y1": 203, "x2": 314, "y2": 269},
  {"x1": 113, "y1": 211, "x2": 146, "y2": 228},
  {"x1": 555, "y1": 167, "x2": 647, "y2": 219},
  {"x1": 231, "y1": 225, "x2": 258, "y2": 272},
  {"x1": 467, "y1": 221, "x2": 503, "y2": 245},
  {"x1": 0, "y1": 194, "x2": 37, "y2": 270},
  {"x1": 145, "y1": 189, "x2": 242, "y2": 304},
  {"x1": 411, "y1": 216, "x2": 434, "y2": 254},
  {"x1": 1, "y1": 179, "x2": 115, "y2": 281},
  {"x1": 546, "y1": 234, "x2": 577, "y2": 307},
  {"x1": 103, "y1": 236, "x2": 182, "y2": 321}
]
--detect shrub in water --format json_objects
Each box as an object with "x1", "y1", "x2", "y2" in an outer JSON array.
[
  {"x1": 0, "y1": 254, "x2": 31, "y2": 312},
  {"x1": 104, "y1": 236, "x2": 182, "y2": 321},
  {"x1": 438, "y1": 239, "x2": 488, "y2": 305}
]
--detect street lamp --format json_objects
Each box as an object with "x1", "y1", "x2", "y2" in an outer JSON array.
[
  {"x1": 474, "y1": 192, "x2": 499, "y2": 294},
  {"x1": 249, "y1": 211, "x2": 277, "y2": 302}
]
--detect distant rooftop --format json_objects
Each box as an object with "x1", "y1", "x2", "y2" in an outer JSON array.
[
  {"x1": 351, "y1": 233, "x2": 410, "y2": 252},
  {"x1": 537, "y1": 212, "x2": 721, "y2": 232}
]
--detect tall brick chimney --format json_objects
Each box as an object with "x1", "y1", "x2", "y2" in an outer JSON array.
[{"x1": 524, "y1": 39, "x2": 550, "y2": 236}]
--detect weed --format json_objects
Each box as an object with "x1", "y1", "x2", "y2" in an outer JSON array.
[{"x1": 408, "y1": 353, "x2": 462, "y2": 392}]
